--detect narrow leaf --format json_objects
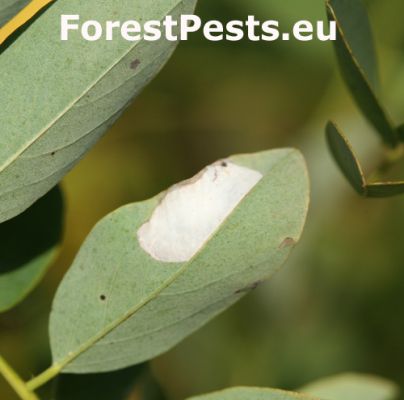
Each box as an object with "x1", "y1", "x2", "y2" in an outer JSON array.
[
  {"x1": 0, "y1": 0, "x2": 197, "y2": 223},
  {"x1": 326, "y1": 121, "x2": 367, "y2": 196},
  {"x1": 326, "y1": 0, "x2": 398, "y2": 146},
  {"x1": 0, "y1": 185, "x2": 63, "y2": 312},
  {"x1": 49, "y1": 149, "x2": 309, "y2": 374},
  {"x1": 300, "y1": 373, "x2": 399, "y2": 400},
  {"x1": 328, "y1": 0, "x2": 378, "y2": 89},
  {"x1": 0, "y1": 0, "x2": 29, "y2": 27},
  {"x1": 186, "y1": 387, "x2": 319, "y2": 400},
  {"x1": 366, "y1": 182, "x2": 404, "y2": 198}
]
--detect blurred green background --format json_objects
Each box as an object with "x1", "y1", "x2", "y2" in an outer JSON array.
[{"x1": 1, "y1": 0, "x2": 404, "y2": 398}]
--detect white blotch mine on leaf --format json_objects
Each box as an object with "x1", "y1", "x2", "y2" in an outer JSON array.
[{"x1": 137, "y1": 160, "x2": 263, "y2": 262}]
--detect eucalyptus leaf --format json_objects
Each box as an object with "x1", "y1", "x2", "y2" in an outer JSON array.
[
  {"x1": 300, "y1": 373, "x2": 399, "y2": 400},
  {"x1": 0, "y1": 0, "x2": 29, "y2": 26},
  {"x1": 366, "y1": 182, "x2": 404, "y2": 198},
  {"x1": 326, "y1": 121, "x2": 366, "y2": 196},
  {"x1": 0, "y1": 185, "x2": 63, "y2": 312},
  {"x1": 328, "y1": 0, "x2": 378, "y2": 89},
  {"x1": 0, "y1": 0, "x2": 197, "y2": 223},
  {"x1": 326, "y1": 0, "x2": 397, "y2": 146},
  {"x1": 48, "y1": 149, "x2": 309, "y2": 374},
  {"x1": 186, "y1": 387, "x2": 319, "y2": 400}
]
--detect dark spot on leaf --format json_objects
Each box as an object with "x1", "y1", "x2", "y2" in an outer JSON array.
[
  {"x1": 130, "y1": 59, "x2": 141, "y2": 70},
  {"x1": 279, "y1": 237, "x2": 296, "y2": 249},
  {"x1": 51, "y1": 151, "x2": 56, "y2": 156},
  {"x1": 100, "y1": 294, "x2": 106, "y2": 301},
  {"x1": 235, "y1": 280, "x2": 262, "y2": 294},
  {"x1": 221, "y1": 161, "x2": 227, "y2": 167}
]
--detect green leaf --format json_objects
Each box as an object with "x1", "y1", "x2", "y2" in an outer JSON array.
[
  {"x1": 366, "y1": 182, "x2": 404, "y2": 198},
  {"x1": 55, "y1": 364, "x2": 145, "y2": 400},
  {"x1": 326, "y1": 121, "x2": 367, "y2": 196},
  {"x1": 0, "y1": 0, "x2": 197, "y2": 223},
  {"x1": 0, "y1": 0, "x2": 29, "y2": 26},
  {"x1": 300, "y1": 373, "x2": 399, "y2": 400},
  {"x1": 49, "y1": 149, "x2": 309, "y2": 374},
  {"x1": 186, "y1": 375, "x2": 399, "y2": 400},
  {"x1": 326, "y1": 0, "x2": 398, "y2": 146},
  {"x1": 328, "y1": 0, "x2": 378, "y2": 89},
  {"x1": 0, "y1": 185, "x2": 63, "y2": 312},
  {"x1": 326, "y1": 122, "x2": 404, "y2": 198},
  {"x1": 186, "y1": 387, "x2": 319, "y2": 400}
]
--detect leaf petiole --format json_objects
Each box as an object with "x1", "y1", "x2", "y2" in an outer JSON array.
[{"x1": 26, "y1": 364, "x2": 62, "y2": 391}]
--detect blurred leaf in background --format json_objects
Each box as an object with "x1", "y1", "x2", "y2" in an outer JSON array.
[
  {"x1": 300, "y1": 373, "x2": 399, "y2": 400},
  {"x1": 0, "y1": 186, "x2": 63, "y2": 313}
]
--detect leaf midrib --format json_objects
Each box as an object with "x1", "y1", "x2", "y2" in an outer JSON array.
[{"x1": 67, "y1": 292, "x2": 238, "y2": 370}]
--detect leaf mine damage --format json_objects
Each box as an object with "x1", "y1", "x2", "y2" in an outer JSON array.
[{"x1": 137, "y1": 160, "x2": 263, "y2": 263}]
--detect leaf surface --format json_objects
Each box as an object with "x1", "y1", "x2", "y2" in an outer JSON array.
[
  {"x1": 300, "y1": 373, "x2": 399, "y2": 400},
  {"x1": 366, "y1": 182, "x2": 404, "y2": 198},
  {"x1": 326, "y1": 122, "x2": 404, "y2": 198},
  {"x1": 327, "y1": 0, "x2": 397, "y2": 146},
  {"x1": 326, "y1": 121, "x2": 366, "y2": 195},
  {"x1": 187, "y1": 387, "x2": 319, "y2": 400},
  {"x1": 0, "y1": 0, "x2": 197, "y2": 223},
  {"x1": 328, "y1": 0, "x2": 378, "y2": 89},
  {"x1": 0, "y1": 185, "x2": 63, "y2": 312},
  {"x1": 49, "y1": 149, "x2": 309, "y2": 374},
  {"x1": 188, "y1": 375, "x2": 399, "y2": 400}
]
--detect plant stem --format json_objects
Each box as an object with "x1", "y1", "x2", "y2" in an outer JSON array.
[
  {"x1": 26, "y1": 364, "x2": 62, "y2": 391},
  {"x1": 0, "y1": 355, "x2": 39, "y2": 400}
]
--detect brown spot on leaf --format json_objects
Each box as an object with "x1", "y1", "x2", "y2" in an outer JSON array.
[
  {"x1": 130, "y1": 59, "x2": 141, "y2": 70},
  {"x1": 279, "y1": 237, "x2": 296, "y2": 249}
]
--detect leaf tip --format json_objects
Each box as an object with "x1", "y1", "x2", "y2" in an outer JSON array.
[{"x1": 325, "y1": 121, "x2": 367, "y2": 196}]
